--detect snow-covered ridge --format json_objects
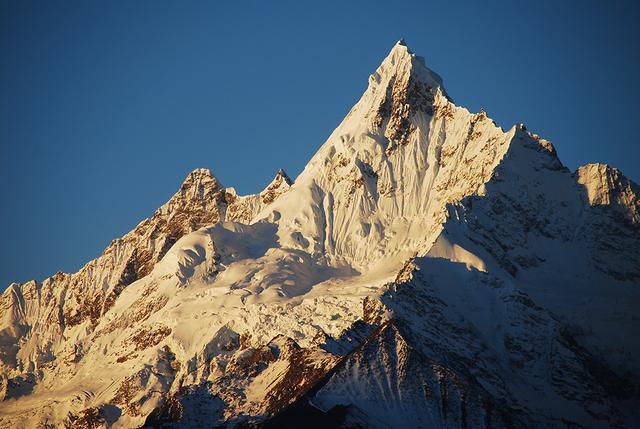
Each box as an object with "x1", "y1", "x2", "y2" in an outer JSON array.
[
  {"x1": 0, "y1": 166, "x2": 292, "y2": 377},
  {"x1": 1, "y1": 40, "x2": 639, "y2": 428}
]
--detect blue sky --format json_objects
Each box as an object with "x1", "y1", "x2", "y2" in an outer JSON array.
[{"x1": 1, "y1": 0, "x2": 639, "y2": 288}]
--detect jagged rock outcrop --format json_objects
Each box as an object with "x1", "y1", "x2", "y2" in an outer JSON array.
[
  {"x1": 576, "y1": 163, "x2": 640, "y2": 223},
  {"x1": 575, "y1": 163, "x2": 640, "y2": 281},
  {"x1": 226, "y1": 169, "x2": 292, "y2": 223}
]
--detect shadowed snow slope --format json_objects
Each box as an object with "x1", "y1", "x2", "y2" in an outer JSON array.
[{"x1": 1, "y1": 41, "x2": 639, "y2": 429}]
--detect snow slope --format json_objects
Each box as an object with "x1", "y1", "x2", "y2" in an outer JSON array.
[{"x1": 0, "y1": 40, "x2": 638, "y2": 428}]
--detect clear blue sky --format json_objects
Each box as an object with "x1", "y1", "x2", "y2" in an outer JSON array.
[{"x1": 1, "y1": 1, "x2": 639, "y2": 288}]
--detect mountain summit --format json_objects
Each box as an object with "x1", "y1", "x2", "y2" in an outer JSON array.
[{"x1": 1, "y1": 42, "x2": 639, "y2": 428}]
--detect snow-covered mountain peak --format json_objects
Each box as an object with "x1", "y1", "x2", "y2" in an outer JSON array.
[
  {"x1": 187, "y1": 167, "x2": 214, "y2": 177},
  {"x1": 179, "y1": 167, "x2": 222, "y2": 192},
  {"x1": 259, "y1": 168, "x2": 293, "y2": 204},
  {"x1": 373, "y1": 39, "x2": 445, "y2": 95},
  {"x1": 385, "y1": 39, "x2": 426, "y2": 67},
  {"x1": 157, "y1": 168, "x2": 226, "y2": 220},
  {"x1": 274, "y1": 168, "x2": 292, "y2": 184},
  {"x1": 263, "y1": 41, "x2": 515, "y2": 272}
]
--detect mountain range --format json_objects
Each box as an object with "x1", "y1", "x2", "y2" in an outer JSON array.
[{"x1": 1, "y1": 40, "x2": 639, "y2": 428}]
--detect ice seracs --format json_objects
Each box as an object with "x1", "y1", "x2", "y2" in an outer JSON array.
[{"x1": 1, "y1": 41, "x2": 639, "y2": 428}]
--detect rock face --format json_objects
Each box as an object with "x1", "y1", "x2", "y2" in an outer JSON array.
[
  {"x1": 1, "y1": 41, "x2": 639, "y2": 428},
  {"x1": 225, "y1": 169, "x2": 292, "y2": 224},
  {"x1": 575, "y1": 163, "x2": 640, "y2": 281}
]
